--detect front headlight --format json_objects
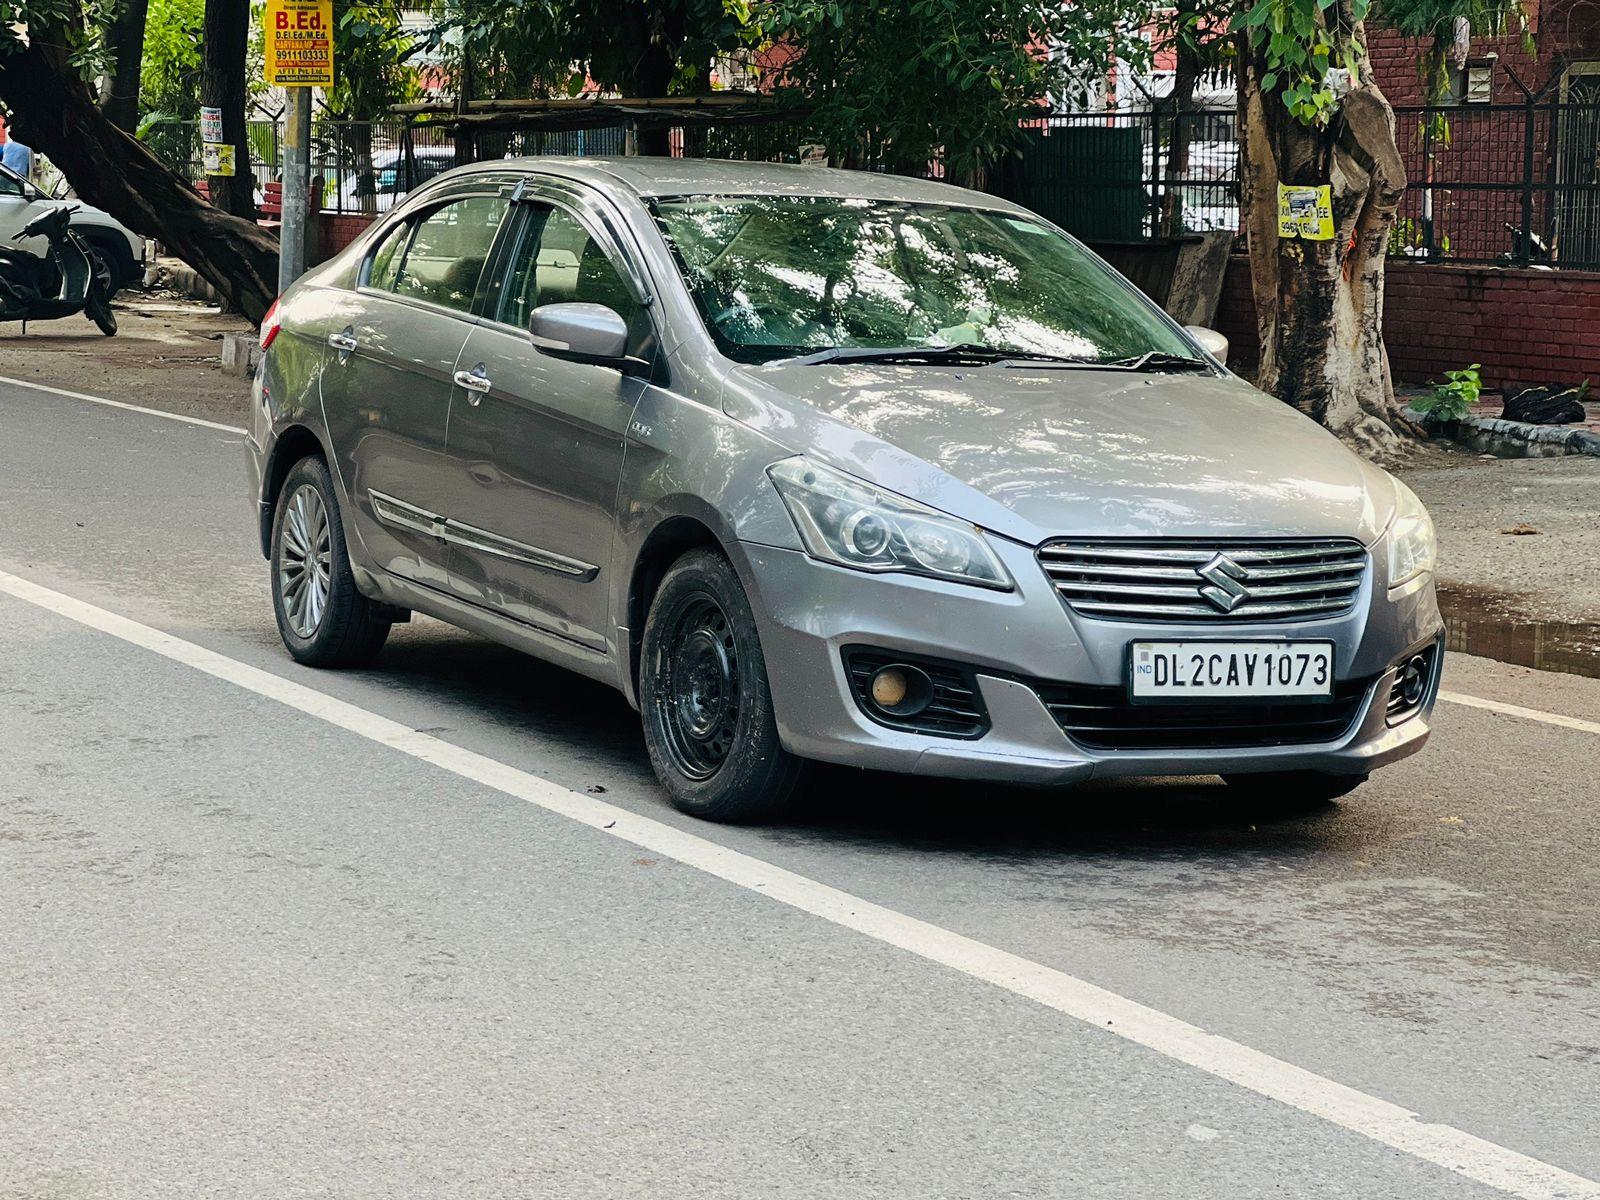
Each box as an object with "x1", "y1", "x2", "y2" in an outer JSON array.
[
  {"x1": 768, "y1": 457, "x2": 1013, "y2": 590},
  {"x1": 1386, "y1": 477, "x2": 1437, "y2": 589}
]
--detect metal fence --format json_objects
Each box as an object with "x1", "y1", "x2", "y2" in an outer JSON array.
[
  {"x1": 1007, "y1": 107, "x2": 1239, "y2": 242},
  {"x1": 1391, "y1": 97, "x2": 1600, "y2": 269}
]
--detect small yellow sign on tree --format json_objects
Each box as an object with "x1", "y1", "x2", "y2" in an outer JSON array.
[
  {"x1": 1277, "y1": 184, "x2": 1335, "y2": 241},
  {"x1": 264, "y1": 0, "x2": 334, "y2": 87}
]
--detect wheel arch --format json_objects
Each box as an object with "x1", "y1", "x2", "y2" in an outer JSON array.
[
  {"x1": 623, "y1": 511, "x2": 742, "y2": 705},
  {"x1": 258, "y1": 424, "x2": 331, "y2": 558}
]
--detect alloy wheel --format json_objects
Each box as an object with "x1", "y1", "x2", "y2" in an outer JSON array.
[{"x1": 278, "y1": 483, "x2": 333, "y2": 638}]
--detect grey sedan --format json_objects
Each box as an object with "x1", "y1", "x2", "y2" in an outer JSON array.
[{"x1": 246, "y1": 157, "x2": 1442, "y2": 822}]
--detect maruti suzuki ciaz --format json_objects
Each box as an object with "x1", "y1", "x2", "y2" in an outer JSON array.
[{"x1": 245, "y1": 158, "x2": 1442, "y2": 822}]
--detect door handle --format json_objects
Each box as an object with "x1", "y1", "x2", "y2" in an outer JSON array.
[
  {"x1": 327, "y1": 327, "x2": 357, "y2": 356},
  {"x1": 453, "y1": 363, "x2": 492, "y2": 404}
]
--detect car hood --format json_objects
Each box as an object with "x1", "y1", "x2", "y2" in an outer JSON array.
[{"x1": 722, "y1": 361, "x2": 1396, "y2": 547}]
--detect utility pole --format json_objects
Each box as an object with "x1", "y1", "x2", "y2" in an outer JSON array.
[
  {"x1": 264, "y1": 0, "x2": 333, "y2": 296},
  {"x1": 279, "y1": 86, "x2": 312, "y2": 295}
]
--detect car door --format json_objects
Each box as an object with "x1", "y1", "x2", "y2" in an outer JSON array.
[
  {"x1": 319, "y1": 190, "x2": 512, "y2": 591},
  {"x1": 0, "y1": 166, "x2": 46, "y2": 257},
  {"x1": 437, "y1": 190, "x2": 657, "y2": 650}
]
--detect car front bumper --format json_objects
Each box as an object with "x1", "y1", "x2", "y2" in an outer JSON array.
[{"x1": 740, "y1": 538, "x2": 1443, "y2": 785}]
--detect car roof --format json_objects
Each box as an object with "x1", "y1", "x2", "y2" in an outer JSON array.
[{"x1": 451, "y1": 155, "x2": 1030, "y2": 213}]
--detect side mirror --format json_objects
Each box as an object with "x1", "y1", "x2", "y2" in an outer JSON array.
[
  {"x1": 1184, "y1": 325, "x2": 1229, "y2": 362},
  {"x1": 529, "y1": 302, "x2": 630, "y2": 369}
]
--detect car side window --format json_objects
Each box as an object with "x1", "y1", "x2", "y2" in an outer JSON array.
[
  {"x1": 0, "y1": 170, "x2": 24, "y2": 198},
  {"x1": 499, "y1": 203, "x2": 653, "y2": 354},
  {"x1": 391, "y1": 195, "x2": 509, "y2": 314},
  {"x1": 366, "y1": 220, "x2": 409, "y2": 291}
]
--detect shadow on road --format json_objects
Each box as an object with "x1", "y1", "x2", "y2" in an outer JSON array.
[
  {"x1": 364, "y1": 622, "x2": 1350, "y2": 863},
  {"x1": 778, "y1": 767, "x2": 1347, "y2": 862}
]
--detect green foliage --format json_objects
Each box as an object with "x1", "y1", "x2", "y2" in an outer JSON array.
[
  {"x1": 1238, "y1": 0, "x2": 1526, "y2": 127},
  {"x1": 753, "y1": 0, "x2": 1147, "y2": 178},
  {"x1": 1410, "y1": 363, "x2": 1481, "y2": 420},
  {"x1": 329, "y1": 2, "x2": 424, "y2": 119},
  {"x1": 424, "y1": 0, "x2": 750, "y2": 99},
  {"x1": 0, "y1": 0, "x2": 118, "y2": 73},
  {"x1": 1239, "y1": 0, "x2": 1367, "y2": 126},
  {"x1": 139, "y1": 0, "x2": 205, "y2": 121}
]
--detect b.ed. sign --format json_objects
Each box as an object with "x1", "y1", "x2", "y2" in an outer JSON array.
[{"x1": 264, "y1": 0, "x2": 334, "y2": 87}]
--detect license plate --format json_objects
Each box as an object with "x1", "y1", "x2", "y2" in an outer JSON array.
[{"x1": 1130, "y1": 641, "x2": 1334, "y2": 700}]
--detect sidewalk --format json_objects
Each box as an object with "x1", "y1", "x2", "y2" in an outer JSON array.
[{"x1": 0, "y1": 290, "x2": 252, "y2": 425}]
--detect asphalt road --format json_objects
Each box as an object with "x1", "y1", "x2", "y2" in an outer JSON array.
[{"x1": 2, "y1": 376, "x2": 1598, "y2": 1200}]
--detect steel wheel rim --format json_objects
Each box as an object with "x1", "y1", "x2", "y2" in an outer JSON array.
[
  {"x1": 657, "y1": 594, "x2": 740, "y2": 780},
  {"x1": 278, "y1": 483, "x2": 332, "y2": 639}
]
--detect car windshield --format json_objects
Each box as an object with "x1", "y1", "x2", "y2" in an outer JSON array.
[{"x1": 649, "y1": 194, "x2": 1195, "y2": 365}]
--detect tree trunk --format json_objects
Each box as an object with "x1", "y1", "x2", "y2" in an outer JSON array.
[
  {"x1": 202, "y1": 0, "x2": 257, "y2": 220},
  {"x1": 99, "y1": 0, "x2": 150, "y2": 132},
  {"x1": 347, "y1": 122, "x2": 378, "y2": 215},
  {"x1": 0, "y1": 28, "x2": 278, "y2": 322},
  {"x1": 1159, "y1": 0, "x2": 1201, "y2": 238},
  {"x1": 1237, "y1": 20, "x2": 1414, "y2": 458}
]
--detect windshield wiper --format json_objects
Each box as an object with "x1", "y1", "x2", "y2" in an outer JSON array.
[
  {"x1": 786, "y1": 344, "x2": 1090, "y2": 367},
  {"x1": 1103, "y1": 351, "x2": 1213, "y2": 373}
]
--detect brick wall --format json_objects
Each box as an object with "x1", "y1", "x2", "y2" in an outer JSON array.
[
  {"x1": 316, "y1": 212, "x2": 377, "y2": 264},
  {"x1": 1367, "y1": 0, "x2": 1600, "y2": 104},
  {"x1": 1215, "y1": 255, "x2": 1600, "y2": 388}
]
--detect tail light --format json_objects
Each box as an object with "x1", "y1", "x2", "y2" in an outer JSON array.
[{"x1": 259, "y1": 298, "x2": 283, "y2": 352}]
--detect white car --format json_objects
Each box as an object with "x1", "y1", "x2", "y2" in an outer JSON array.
[{"x1": 0, "y1": 162, "x2": 146, "y2": 295}]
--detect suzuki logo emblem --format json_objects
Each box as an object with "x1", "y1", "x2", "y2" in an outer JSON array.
[{"x1": 1197, "y1": 553, "x2": 1251, "y2": 612}]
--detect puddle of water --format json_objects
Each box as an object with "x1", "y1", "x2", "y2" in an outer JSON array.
[{"x1": 1437, "y1": 585, "x2": 1600, "y2": 680}]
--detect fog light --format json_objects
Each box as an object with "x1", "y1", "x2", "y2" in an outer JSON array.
[
  {"x1": 868, "y1": 664, "x2": 932, "y2": 716},
  {"x1": 1401, "y1": 654, "x2": 1429, "y2": 706},
  {"x1": 870, "y1": 667, "x2": 908, "y2": 708}
]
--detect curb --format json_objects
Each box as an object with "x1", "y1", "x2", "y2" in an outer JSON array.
[
  {"x1": 1427, "y1": 413, "x2": 1600, "y2": 458},
  {"x1": 160, "y1": 263, "x2": 225, "y2": 305}
]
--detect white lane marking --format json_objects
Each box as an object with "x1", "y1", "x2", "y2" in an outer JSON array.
[
  {"x1": 1442, "y1": 690, "x2": 1600, "y2": 737},
  {"x1": 0, "y1": 374, "x2": 246, "y2": 435},
  {"x1": 0, "y1": 568, "x2": 1595, "y2": 1200}
]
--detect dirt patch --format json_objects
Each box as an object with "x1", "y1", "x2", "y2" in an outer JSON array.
[
  {"x1": 1399, "y1": 441, "x2": 1600, "y2": 624},
  {"x1": 0, "y1": 292, "x2": 253, "y2": 426}
]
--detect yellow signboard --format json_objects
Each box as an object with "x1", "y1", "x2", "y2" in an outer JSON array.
[
  {"x1": 264, "y1": 0, "x2": 334, "y2": 87},
  {"x1": 1277, "y1": 184, "x2": 1335, "y2": 241},
  {"x1": 202, "y1": 143, "x2": 236, "y2": 177}
]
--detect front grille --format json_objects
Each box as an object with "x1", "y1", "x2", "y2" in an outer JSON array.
[
  {"x1": 1036, "y1": 539, "x2": 1369, "y2": 622},
  {"x1": 1036, "y1": 676, "x2": 1374, "y2": 751},
  {"x1": 843, "y1": 648, "x2": 989, "y2": 739}
]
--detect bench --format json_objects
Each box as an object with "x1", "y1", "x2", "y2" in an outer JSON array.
[{"x1": 194, "y1": 177, "x2": 325, "y2": 233}]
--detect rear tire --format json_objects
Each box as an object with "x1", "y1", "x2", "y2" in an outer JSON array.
[
  {"x1": 1222, "y1": 770, "x2": 1367, "y2": 805},
  {"x1": 269, "y1": 455, "x2": 391, "y2": 667},
  {"x1": 639, "y1": 548, "x2": 809, "y2": 822}
]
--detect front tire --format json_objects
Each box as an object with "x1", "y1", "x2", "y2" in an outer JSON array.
[
  {"x1": 269, "y1": 455, "x2": 390, "y2": 667},
  {"x1": 639, "y1": 548, "x2": 809, "y2": 822}
]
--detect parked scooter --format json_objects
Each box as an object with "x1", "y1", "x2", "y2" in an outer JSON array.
[{"x1": 0, "y1": 205, "x2": 117, "y2": 335}]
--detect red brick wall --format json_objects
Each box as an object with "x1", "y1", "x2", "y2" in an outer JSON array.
[
  {"x1": 316, "y1": 212, "x2": 377, "y2": 264},
  {"x1": 1367, "y1": 0, "x2": 1600, "y2": 103},
  {"x1": 1215, "y1": 255, "x2": 1600, "y2": 388}
]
